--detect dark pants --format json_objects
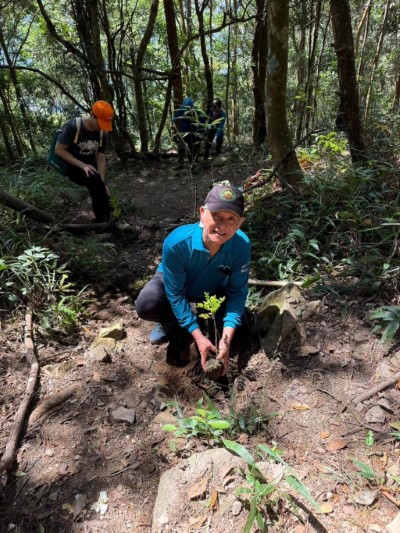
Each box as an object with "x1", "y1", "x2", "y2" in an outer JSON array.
[
  {"x1": 205, "y1": 129, "x2": 223, "y2": 157},
  {"x1": 135, "y1": 272, "x2": 247, "y2": 333},
  {"x1": 66, "y1": 168, "x2": 112, "y2": 222},
  {"x1": 176, "y1": 133, "x2": 202, "y2": 165}
]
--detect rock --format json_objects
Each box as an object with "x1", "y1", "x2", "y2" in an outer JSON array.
[
  {"x1": 111, "y1": 407, "x2": 136, "y2": 424},
  {"x1": 231, "y1": 500, "x2": 242, "y2": 516},
  {"x1": 365, "y1": 406, "x2": 386, "y2": 424},
  {"x1": 152, "y1": 448, "x2": 246, "y2": 530},
  {"x1": 298, "y1": 345, "x2": 319, "y2": 357},
  {"x1": 386, "y1": 512, "x2": 400, "y2": 533},
  {"x1": 98, "y1": 323, "x2": 126, "y2": 340},
  {"x1": 351, "y1": 489, "x2": 379, "y2": 506},
  {"x1": 257, "y1": 284, "x2": 305, "y2": 356},
  {"x1": 353, "y1": 333, "x2": 370, "y2": 344}
]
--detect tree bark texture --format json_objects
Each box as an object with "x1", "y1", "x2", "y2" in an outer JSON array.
[
  {"x1": 251, "y1": 0, "x2": 267, "y2": 147},
  {"x1": 266, "y1": 0, "x2": 303, "y2": 187},
  {"x1": 164, "y1": 0, "x2": 183, "y2": 106},
  {"x1": 329, "y1": 0, "x2": 366, "y2": 163}
]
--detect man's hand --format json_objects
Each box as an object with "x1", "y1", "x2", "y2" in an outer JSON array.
[
  {"x1": 82, "y1": 163, "x2": 98, "y2": 177},
  {"x1": 192, "y1": 329, "x2": 217, "y2": 372},
  {"x1": 217, "y1": 336, "x2": 230, "y2": 375}
]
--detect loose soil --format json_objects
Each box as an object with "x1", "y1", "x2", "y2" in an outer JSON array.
[{"x1": 1, "y1": 154, "x2": 399, "y2": 533}]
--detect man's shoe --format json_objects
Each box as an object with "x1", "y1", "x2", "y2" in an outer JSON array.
[
  {"x1": 114, "y1": 220, "x2": 131, "y2": 231},
  {"x1": 149, "y1": 323, "x2": 173, "y2": 345}
]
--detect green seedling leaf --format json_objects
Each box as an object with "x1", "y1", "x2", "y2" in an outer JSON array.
[
  {"x1": 365, "y1": 430, "x2": 374, "y2": 447},
  {"x1": 351, "y1": 459, "x2": 376, "y2": 481},
  {"x1": 223, "y1": 439, "x2": 256, "y2": 466},
  {"x1": 11, "y1": 470, "x2": 27, "y2": 477},
  {"x1": 243, "y1": 501, "x2": 257, "y2": 533},
  {"x1": 257, "y1": 443, "x2": 289, "y2": 467},
  {"x1": 286, "y1": 475, "x2": 321, "y2": 511},
  {"x1": 162, "y1": 424, "x2": 178, "y2": 431},
  {"x1": 208, "y1": 420, "x2": 230, "y2": 429}
]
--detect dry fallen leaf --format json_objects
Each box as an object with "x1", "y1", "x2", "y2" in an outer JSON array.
[
  {"x1": 326, "y1": 439, "x2": 348, "y2": 452},
  {"x1": 291, "y1": 402, "x2": 311, "y2": 411},
  {"x1": 189, "y1": 514, "x2": 208, "y2": 528},
  {"x1": 320, "y1": 431, "x2": 330, "y2": 440},
  {"x1": 210, "y1": 489, "x2": 218, "y2": 510},
  {"x1": 319, "y1": 502, "x2": 334, "y2": 514},
  {"x1": 188, "y1": 475, "x2": 209, "y2": 501}
]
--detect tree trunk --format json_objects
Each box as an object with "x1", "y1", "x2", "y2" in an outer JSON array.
[
  {"x1": 329, "y1": 0, "x2": 366, "y2": 163},
  {"x1": 230, "y1": 0, "x2": 240, "y2": 139},
  {"x1": 0, "y1": 28, "x2": 37, "y2": 155},
  {"x1": 195, "y1": 0, "x2": 214, "y2": 109},
  {"x1": 132, "y1": 0, "x2": 159, "y2": 153},
  {"x1": 364, "y1": 0, "x2": 391, "y2": 122},
  {"x1": 266, "y1": 0, "x2": 303, "y2": 188},
  {"x1": 0, "y1": 83, "x2": 24, "y2": 158},
  {"x1": 164, "y1": 0, "x2": 183, "y2": 105},
  {"x1": 251, "y1": 0, "x2": 268, "y2": 147}
]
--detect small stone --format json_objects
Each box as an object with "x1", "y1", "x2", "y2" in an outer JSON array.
[
  {"x1": 353, "y1": 333, "x2": 370, "y2": 344},
  {"x1": 45, "y1": 449, "x2": 54, "y2": 457},
  {"x1": 351, "y1": 489, "x2": 378, "y2": 506},
  {"x1": 386, "y1": 511, "x2": 400, "y2": 533},
  {"x1": 98, "y1": 323, "x2": 126, "y2": 340},
  {"x1": 111, "y1": 407, "x2": 136, "y2": 424},
  {"x1": 298, "y1": 345, "x2": 319, "y2": 357},
  {"x1": 231, "y1": 500, "x2": 242, "y2": 516},
  {"x1": 365, "y1": 406, "x2": 386, "y2": 424}
]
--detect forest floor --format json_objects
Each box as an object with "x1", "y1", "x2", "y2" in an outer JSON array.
[{"x1": 1, "y1": 151, "x2": 400, "y2": 533}]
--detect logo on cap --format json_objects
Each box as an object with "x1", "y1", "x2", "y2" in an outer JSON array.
[{"x1": 220, "y1": 188, "x2": 236, "y2": 202}]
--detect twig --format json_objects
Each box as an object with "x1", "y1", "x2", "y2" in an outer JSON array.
[
  {"x1": 351, "y1": 371, "x2": 400, "y2": 404},
  {"x1": 0, "y1": 306, "x2": 39, "y2": 474},
  {"x1": 380, "y1": 489, "x2": 400, "y2": 508}
]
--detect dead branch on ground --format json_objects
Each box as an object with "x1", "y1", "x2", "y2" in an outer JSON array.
[
  {"x1": 352, "y1": 371, "x2": 400, "y2": 404},
  {"x1": 0, "y1": 306, "x2": 39, "y2": 474},
  {"x1": 28, "y1": 383, "x2": 80, "y2": 426}
]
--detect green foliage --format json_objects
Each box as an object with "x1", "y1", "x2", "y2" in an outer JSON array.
[
  {"x1": 365, "y1": 430, "x2": 374, "y2": 447},
  {"x1": 109, "y1": 196, "x2": 122, "y2": 220},
  {"x1": 350, "y1": 458, "x2": 381, "y2": 484},
  {"x1": 247, "y1": 162, "x2": 400, "y2": 296},
  {"x1": 223, "y1": 440, "x2": 321, "y2": 531},
  {"x1": 197, "y1": 292, "x2": 225, "y2": 347},
  {"x1": 0, "y1": 245, "x2": 88, "y2": 336},
  {"x1": 369, "y1": 306, "x2": 400, "y2": 343},
  {"x1": 162, "y1": 395, "x2": 231, "y2": 441}
]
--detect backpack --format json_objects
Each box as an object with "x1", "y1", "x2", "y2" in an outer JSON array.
[{"x1": 47, "y1": 117, "x2": 82, "y2": 176}]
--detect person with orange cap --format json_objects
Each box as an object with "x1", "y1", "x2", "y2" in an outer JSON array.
[{"x1": 55, "y1": 100, "x2": 115, "y2": 223}]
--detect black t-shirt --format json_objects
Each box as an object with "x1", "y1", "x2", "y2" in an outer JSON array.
[{"x1": 57, "y1": 118, "x2": 108, "y2": 167}]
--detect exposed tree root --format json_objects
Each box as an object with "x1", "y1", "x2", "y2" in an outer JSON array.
[
  {"x1": 0, "y1": 307, "x2": 39, "y2": 474},
  {"x1": 352, "y1": 371, "x2": 400, "y2": 404},
  {"x1": 28, "y1": 383, "x2": 81, "y2": 426}
]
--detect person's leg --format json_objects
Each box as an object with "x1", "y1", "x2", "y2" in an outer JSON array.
[
  {"x1": 215, "y1": 134, "x2": 223, "y2": 155},
  {"x1": 135, "y1": 272, "x2": 176, "y2": 324},
  {"x1": 177, "y1": 138, "x2": 186, "y2": 166},
  {"x1": 204, "y1": 128, "x2": 215, "y2": 157},
  {"x1": 66, "y1": 168, "x2": 111, "y2": 222}
]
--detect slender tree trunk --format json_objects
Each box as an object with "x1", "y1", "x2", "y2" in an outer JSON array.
[
  {"x1": 329, "y1": 0, "x2": 366, "y2": 163},
  {"x1": 195, "y1": 0, "x2": 213, "y2": 108},
  {"x1": 251, "y1": 0, "x2": 267, "y2": 147},
  {"x1": 364, "y1": 0, "x2": 391, "y2": 121},
  {"x1": 0, "y1": 83, "x2": 24, "y2": 157},
  {"x1": 355, "y1": 0, "x2": 372, "y2": 84},
  {"x1": 0, "y1": 119, "x2": 15, "y2": 161},
  {"x1": 266, "y1": 0, "x2": 302, "y2": 187},
  {"x1": 310, "y1": 10, "x2": 330, "y2": 132},
  {"x1": 292, "y1": 0, "x2": 307, "y2": 142},
  {"x1": 231, "y1": 0, "x2": 239, "y2": 139},
  {"x1": 0, "y1": 28, "x2": 37, "y2": 155},
  {"x1": 164, "y1": 0, "x2": 183, "y2": 105},
  {"x1": 132, "y1": 0, "x2": 159, "y2": 153}
]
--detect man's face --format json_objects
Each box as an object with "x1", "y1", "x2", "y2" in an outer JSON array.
[{"x1": 200, "y1": 207, "x2": 243, "y2": 248}]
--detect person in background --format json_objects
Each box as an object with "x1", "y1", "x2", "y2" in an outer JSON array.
[
  {"x1": 205, "y1": 98, "x2": 226, "y2": 157},
  {"x1": 172, "y1": 97, "x2": 206, "y2": 170},
  {"x1": 55, "y1": 100, "x2": 114, "y2": 223},
  {"x1": 135, "y1": 184, "x2": 250, "y2": 375}
]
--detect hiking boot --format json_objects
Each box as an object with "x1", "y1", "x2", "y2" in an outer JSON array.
[
  {"x1": 114, "y1": 220, "x2": 131, "y2": 231},
  {"x1": 149, "y1": 322, "x2": 173, "y2": 345}
]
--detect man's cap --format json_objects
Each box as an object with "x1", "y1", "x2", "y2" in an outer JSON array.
[
  {"x1": 205, "y1": 184, "x2": 244, "y2": 217},
  {"x1": 183, "y1": 97, "x2": 193, "y2": 107},
  {"x1": 91, "y1": 100, "x2": 114, "y2": 131}
]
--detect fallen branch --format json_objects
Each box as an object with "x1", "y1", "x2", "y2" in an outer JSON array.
[
  {"x1": 352, "y1": 371, "x2": 400, "y2": 404},
  {"x1": 0, "y1": 306, "x2": 39, "y2": 474},
  {"x1": 28, "y1": 383, "x2": 81, "y2": 426},
  {"x1": 248, "y1": 279, "x2": 304, "y2": 287}
]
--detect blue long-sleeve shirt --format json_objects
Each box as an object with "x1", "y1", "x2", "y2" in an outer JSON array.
[{"x1": 157, "y1": 223, "x2": 250, "y2": 333}]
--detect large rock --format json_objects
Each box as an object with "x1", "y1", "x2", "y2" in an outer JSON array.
[
  {"x1": 152, "y1": 448, "x2": 246, "y2": 532},
  {"x1": 256, "y1": 283, "x2": 305, "y2": 356}
]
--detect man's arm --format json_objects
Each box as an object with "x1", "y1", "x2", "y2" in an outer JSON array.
[{"x1": 55, "y1": 142, "x2": 97, "y2": 177}]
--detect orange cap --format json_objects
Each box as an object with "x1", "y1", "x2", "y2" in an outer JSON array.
[{"x1": 91, "y1": 100, "x2": 114, "y2": 131}]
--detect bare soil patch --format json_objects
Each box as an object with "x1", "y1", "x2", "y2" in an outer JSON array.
[{"x1": 1, "y1": 155, "x2": 399, "y2": 532}]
